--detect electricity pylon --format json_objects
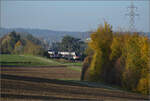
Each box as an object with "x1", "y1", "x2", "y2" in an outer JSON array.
[{"x1": 125, "y1": 1, "x2": 139, "y2": 32}]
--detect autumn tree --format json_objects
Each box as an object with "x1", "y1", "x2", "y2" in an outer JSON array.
[
  {"x1": 88, "y1": 22, "x2": 113, "y2": 82},
  {"x1": 81, "y1": 22, "x2": 150, "y2": 94},
  {"x1": 13, "y1": 40, "x2": 23, "y2": 54}
]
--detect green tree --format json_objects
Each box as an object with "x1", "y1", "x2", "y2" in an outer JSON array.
[{"x1": 50, "y1": 35, "x2": 86, "y2": 57}]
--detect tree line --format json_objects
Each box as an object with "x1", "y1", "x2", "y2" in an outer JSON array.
[
  {"x1": 0, "y1": 31, "x2": 46, "y2": 56},
  {"x1": 50, "y1": 35, "x2": 87, "y2": 60},
  {"x1": 81, "y1": 22, "x2": 150, "y2": 95}
]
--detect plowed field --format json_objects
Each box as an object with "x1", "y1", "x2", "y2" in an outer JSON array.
[{"x1": 1, "y1": 66, "x2": 149, "y2": 101}]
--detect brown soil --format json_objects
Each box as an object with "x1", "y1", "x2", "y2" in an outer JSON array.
[
  {"x1": 0, "y1": 66, "x2": 149, "y2": 101},
  {"x1": 0, "y1": 66, "x2": 80, "y2": 80}
]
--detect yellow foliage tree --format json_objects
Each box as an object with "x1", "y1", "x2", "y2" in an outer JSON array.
[
  {"x1": 13, "y1": 40, "x2": 23, "y2": 54},
  {"x1": 136, "y1": 36, "x2": 150, "y2": 94},
  {"x1": 15, "y1": 40, "x2": 22, "y2": 48},
  {"x1": 83, "y1": 22, "x2": 150, "y2": 94},
  {"x1": 88, "y1": 22, "x2": 113, "y2": 82}
]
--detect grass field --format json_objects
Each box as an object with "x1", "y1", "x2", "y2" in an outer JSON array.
[
  {"x1": 67, "y1": 66, "x2": 81, "y2": 72},
  {"x1": 52, "y1": 58, "x2": 83, "y2": 66},
  {"x1": 0, "y1": 54, "x2": 63, "y2": 66}
]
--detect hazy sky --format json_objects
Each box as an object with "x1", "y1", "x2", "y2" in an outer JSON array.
[{"x1": 1, "y1": 1, "x2": 149, "y2": 32}]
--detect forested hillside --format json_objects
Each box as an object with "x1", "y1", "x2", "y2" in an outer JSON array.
[{"x1": 0, "y1": 31, "x2": 46, "y2": 56}]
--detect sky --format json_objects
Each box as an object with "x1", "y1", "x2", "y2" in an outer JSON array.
[{"x1": 0, "y1": 0, "x2": 149, "y2": 32}]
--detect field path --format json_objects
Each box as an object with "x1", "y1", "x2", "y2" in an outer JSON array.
[{"x1": 1, "y1": 66, "x2": 149, "y2": 101}]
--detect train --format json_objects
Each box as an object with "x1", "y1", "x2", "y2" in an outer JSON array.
[{"x1": 48, "y1": 50, "x2": 80, "y2": 60}]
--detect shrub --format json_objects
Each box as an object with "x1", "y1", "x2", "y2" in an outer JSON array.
[{"x1": 81, "y1": 56, "x2": 92, "y2": 81}]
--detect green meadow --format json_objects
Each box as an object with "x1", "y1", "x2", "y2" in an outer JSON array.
[{"x1": 0, "y1": 54, "x2": 62, "y2": 66}]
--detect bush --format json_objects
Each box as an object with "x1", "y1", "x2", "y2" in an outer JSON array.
[{"x1": 81, "y1": 56, "x2": 92, "y2": 81}]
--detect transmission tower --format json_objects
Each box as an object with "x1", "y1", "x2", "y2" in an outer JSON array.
[{"x1": 126, "y1": 1, "x2": 139, "y2": 32}]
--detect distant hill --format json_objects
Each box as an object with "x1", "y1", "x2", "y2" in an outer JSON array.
[
  {"x1": 1, "y1": 28, "x2": 149, "y2": 45},
  {"x1": 0, "y1": 28, "x2": 91, "y2": 45},
  {"x1": 0, "y1": 31, "x2": 46, "y2": 55}
]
